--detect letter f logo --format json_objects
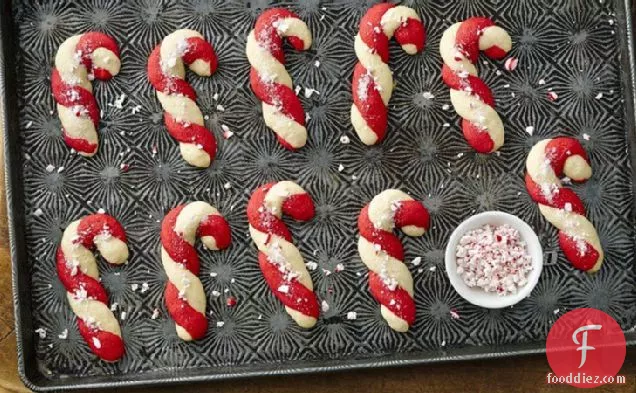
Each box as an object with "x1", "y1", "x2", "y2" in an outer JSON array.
[{"x1": 572, "y1": 324, "x2": 602, "y2": 368}]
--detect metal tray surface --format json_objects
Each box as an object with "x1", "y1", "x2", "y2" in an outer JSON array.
[{"x1": 3, "y1": 0, "x2": 636, "y2": 391}]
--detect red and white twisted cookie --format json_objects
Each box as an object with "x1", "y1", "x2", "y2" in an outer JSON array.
[
  {"x1": 148, "y1": 29, "x2": 218, "y2": 168},
  {"x1": 52, "y1": 32, "x2": 121, "y2": 156},
  {"x1": 56, "y1": 214, "x2": 129, "y2": 361},
  {"x1": 161, "y1": 202, "x2": 231, "y2": 341},
  {"x1": 440, "y1": 17, "x2": 512, "y2": 153},
  {"x1": 357, "y1": 190, "x2": 430, "y2": 332},
  {"x1": 526, "y1": 137, "x2": 604, "y2": 273},
  {"x1": 351, "y1": 3, "x2": 426, "y2": 145},
  {"x1": 247, "y1": 181, "x2": 319, "y2": 328},
  {"x1": 246, "y1": 9, "x2": 311, "y2": 150}
]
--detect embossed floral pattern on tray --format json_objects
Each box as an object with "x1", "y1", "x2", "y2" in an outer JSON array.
[{"x1": 11, "y1": 0, "x2": 636, "y2": 381}]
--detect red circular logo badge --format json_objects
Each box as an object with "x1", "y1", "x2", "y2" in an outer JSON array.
[{"x1": 546, "y1": 308, "x2": 626, "y2": 388}]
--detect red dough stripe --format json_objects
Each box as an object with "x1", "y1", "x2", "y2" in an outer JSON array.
[
  {"x1": 161, "y1": 205, "x2": 200, "y2": 275},
  {"x1": 52, "y1": 32, "x2": 120, "y2": 155},
  {"x1": 441, "y1": 17, "x2": 510, "y2": 154},
  {"x1": 441, "y1": 65, "x2": 495, "y2": 106},
  {"x1": 368, "y1": 272, "x2": 416, "y2": 326},
  {"x1": 258, "y1": 253, "x2": 320, "y2": 318},
  {"x1": 182, "y1": 37, "x2": 218, "y2": 72},
  {"x1": 198, "y1": 215, "x2": 232, "y2": 250},
  {"x1": 249, "y1": 68, "x2": 305, "y2": 127},
  {"x1": 247, "y1": 182, "x2": 319, "y2": 321},
  {"x1": 357, "y1": 192, "x2": 430, "y2": 331},
  {"x1": 147, "y1": 31, "x2": 219, "y2": 167},
  {"x1": 394, "y1": 200, "x2": 431, "y2": 229},
  {"x1": 525, "y1": 137, "x2": 603, "y2": 272},
  {"x1": 524, "y1": 174, "x2": 586, "y2": 215},
  {"x1": 160, "y1": 202, "x2": 232, "y2": 341},
  {"x1": 544, "y1": 138, "x2": 590, "y2": 179},
  {"x1": 164, "y1": 112, "x2": 217, "y2": 161},
  {"x1": 78, "y1": 320, "x2": 125, "y2": 362},
  {"x1": 56, "y1": 248, "x2": 109, "y2": 304},
  {"x1": 254, "y1": 8, "x2": 309, "y2": 58},
  {"x1": 147, "y1": 47, "x2": 197, "y2": 100},
  {"x1": 56, "y1": 213, "x2": 128, "y2": 362},
  {"x1": 357, "y1": 206, "x2": 405, "y2": 261},
  {"x1": 246, "y1": 184, "x2": 293, "y2": 242},
  {"x1": 248, "y1": 8, "x2": 310, "y2": 150},
  {"x1": 165, "y1": 282, "x2": 209, "y2": 340},
  {"x1": 559, "y1": 233, "x2": 601, "y2": 272},
  {"x1": 352, "y1": 3, "x2": 426, "y2": 145},
  {"x1": 352, "y1": 63, "x2": 388, "y2": 142}
]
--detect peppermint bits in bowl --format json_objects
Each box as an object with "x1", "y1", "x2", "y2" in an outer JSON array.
[
  {"x1": 445, "y1": 212, "x2": 543, "y2": 309},
  {"x1": 456, "y1": 224, "x2": 532, "y2": 295}
]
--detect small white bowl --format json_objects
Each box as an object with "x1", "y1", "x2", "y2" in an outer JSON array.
[{"x1": 444, "y1": 211, "x2": 543, "y2": 309}]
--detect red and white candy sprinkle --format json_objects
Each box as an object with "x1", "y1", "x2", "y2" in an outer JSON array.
[
  {"x1": 455, "y1": 224, "x2": 533, "y2": 296},
  {"x1": 504, "y1": 57, "x2": 518, "y2": 71}
]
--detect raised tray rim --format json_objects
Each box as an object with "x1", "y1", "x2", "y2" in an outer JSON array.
[{"x1": 3, "y1": 0, "x2": 636, "y2": 391}]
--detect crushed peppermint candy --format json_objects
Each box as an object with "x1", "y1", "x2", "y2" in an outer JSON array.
[
  {"x1": 321, "y1": 300, "x2": 330, "y2": 312},
  {"x1": 455, "y1": 224, "x2": 533, "y2": 296},
  {"x1": 339, "y1": 135, "x2": 350, "y2": 144},
  {"x1": 306, "y1": 261, "x2": 318, "y2": 271},
  {"x1": 504, "y1": 57, "x2": 518, "y2": 71},
  {"x1": 346, "y1": 311, "x2": 357, "y2": 320},
  {"x1": 304, "y1": 87, "x2": 319, "y2": 98},
  {"x1": 222, "y1": 125, "x2": 234, "y2": 139},
  {"x1": 151, "y1": 308, "x2": 160, "y2": 319},
  {"x1": 35, "y1": 327, "x2": 47, "y2": 339},
  {"x1": 58, "y1": 329, "x2": 68, "y2": 340}
]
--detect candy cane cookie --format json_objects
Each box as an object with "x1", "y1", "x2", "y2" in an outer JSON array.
[
  {"x1": 148, "y1": 29, "x2": 218, "y2": 167},
  {"x1": 351, "y1": 3, "x2": 426, "y2": 145},
  {"x1": 440, "y1": 17, "x2": 512, "y2": 153},
  {"x1": 357, "y1": 190, "x2": 430, "y2": 332},
  {"x1": 56, "y1": 213, "x2": 129, "y2": 361},
  {"x1": 526, "y1": 137, "x2": 603, "y2": 273},
  {"x1": 52, "y1": 32, "x2": 121, "y2": 156},
  {"x1": 247, "y1": 181, "x2": 319, "y2": 328},
  {"x1": 161, "y1": 202, "x2": 232, "y2": 341},
  {"x1": 246, "y1": 9, "x2": 311, "y2": 150}
]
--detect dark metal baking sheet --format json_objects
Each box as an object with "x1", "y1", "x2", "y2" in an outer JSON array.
[{"x1": 3, "y1": 0, "x2": 636, "y2": 391}]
